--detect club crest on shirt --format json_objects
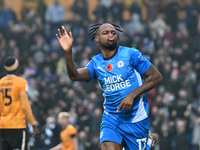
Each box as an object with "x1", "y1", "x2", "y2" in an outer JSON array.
[
  {"x1": 117, "y1": 60, "x2": 125, "y2": 68},
  {"x1": 107, "y1": 63, "x2": 113, "y2": 71}
]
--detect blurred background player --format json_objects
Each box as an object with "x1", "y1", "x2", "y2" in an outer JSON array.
[
  {"x1": 0, "y1": 57, "x2": 39, "y2": 150},
  {"x1": 50, "y1": 112, "x2": 78, "y2": 150}
]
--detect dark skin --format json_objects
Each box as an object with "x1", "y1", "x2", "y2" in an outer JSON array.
[{"x1": 56, "y1": 23, "x2": 162, "y2": 150}]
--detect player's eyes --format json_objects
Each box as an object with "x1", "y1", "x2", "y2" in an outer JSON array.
[{"x1": 112, "y1": 32, "x2": 116, "y2": 35}]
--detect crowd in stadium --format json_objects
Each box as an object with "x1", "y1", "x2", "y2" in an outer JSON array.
[{"x1": 0, "y1": 0, "x2": 200, "y2": 149}]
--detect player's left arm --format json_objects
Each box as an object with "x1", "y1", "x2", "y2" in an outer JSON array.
[
  {"x1": 49, "y1": 143, "x2": 62, "y2": 150},
  {"x1": 20, "y1": 80, "x2": 40, "y2": 137},
  {"x1": 72, "y1": 135, "x2": 79, "y2": 150},
  {"x1": 117, "y1": 65, "x2": 162, "y2": 111},
  {"x1": 133, "y1": 65, "x2": 162, "y2": 97},
  {"x1": 70, "y1": 126, "x2": 78, "y2": 150},
  {"x1": 117, "y1": 48, "x2": 162, "y2": 111}
]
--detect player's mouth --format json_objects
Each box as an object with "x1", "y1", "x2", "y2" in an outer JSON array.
[{"x1": 108, "y1": 37, "x2": 114, "y2": 41}]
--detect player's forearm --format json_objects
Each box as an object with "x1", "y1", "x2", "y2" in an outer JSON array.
[
  {"x1": 72, "y1": 136, "x2": 79, "y2": 150},
  {"x1": 24, "y1": 106, "x2": 36, "y2": 126},
  {"x1": 65, "y1": 51, "x2": 80, "y2": 81},
  {"x1": 50, "y1": 143, "x2": 62, "y2": 150},
  {"x1": 131, "y1": 73, "x2": 162, "y2": 98}
]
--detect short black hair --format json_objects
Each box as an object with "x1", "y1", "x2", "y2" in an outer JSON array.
[
  {"x1": 88, "y1": 23, "x2": 124, "y2": 41},
  {"x1": 4, "y1": 57, "x2": 16, "y2": 67},
  {"x1": 4, "y1": 57, "x2": 19, "y2": 74}
]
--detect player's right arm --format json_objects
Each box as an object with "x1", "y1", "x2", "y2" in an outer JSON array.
[
  {"x1": 49, "y1": 143, "x2": 62, "y2": 150},
  {"x1": 21, "y1": 96, "x2": 39, "y2": 138},
  {"x1": 20, "y1": 80, "x2": 39, "y2": 138},
  {"x1": 56, "y1": 26, "x2": 90, "y2": 81}
]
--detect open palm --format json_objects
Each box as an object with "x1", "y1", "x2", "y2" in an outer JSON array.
[{"x1": 56, "y1": 26, "x2": 74, "y2": 53}]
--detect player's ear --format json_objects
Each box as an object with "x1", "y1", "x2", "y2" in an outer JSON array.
[{"x1": 95, "y1": 36, "x2": 99, "y2": 43}]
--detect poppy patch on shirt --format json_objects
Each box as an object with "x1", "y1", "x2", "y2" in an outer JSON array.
[{"x1": 106, "y1": 63, "x2": 113, "y2": 71}]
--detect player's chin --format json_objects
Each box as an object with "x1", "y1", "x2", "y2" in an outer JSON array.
[{"x1": 107, "y1": 41, "x2": 117, "y2": 46}]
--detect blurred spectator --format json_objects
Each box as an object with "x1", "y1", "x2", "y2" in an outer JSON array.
[
  {"x1": 159, "y1": 124, "x2": 172, "y2": 150},
  {"x1": 93, "y1": 0, "x2": 108, "y2": 22},
  {"x1": 36, "y1": 0, "x2": 47, "y2": 19},
  {"x1": 45, "y1": 0, "x2": 65, "y2": 38},
  {"x1": 89, "y1": 108, "x2": 102, "y2": 134},
  {"x1": 40, "y1": 116, "x2": 62, "y2": 150},
  {"x1": 30, "y1": 34, "x2": 48, "y2": 64},
  {"x1": 71, "y1": 0, "x2": 88, "y2": 25},
  {"x1": 192, "y1": 116, "x2": 200, "y2": 150},
  {"x1": 0, "y1": 4, "x2": 16, "y2": 35},
  {"x1": 125, "y1": 13, "x2": 144, "y2": 36},
  {"x1": 78, "y1": 130, "x2": 88, "y2": 150},
  {"x1": 129, "y1": 0, "x2": 141, "y2": 17},
  {"x1": 143, "y1": 0, "x2": 159, "y2": 22},
  {"x1": 175, "y1": 120, "x2": 190, "y2": 150},
  {"x1": 163, "y1": 0, "x2": 179, "y2": 31},
  {"x1": 102, "y1": 0, "x2": 113, "y2": 9},
  {"x1": 184, "y1": 0, "x2": 198, "y2": 35},
  {"x1": 109, "y1": 0, "x2": 124, "y2": 23},
  {"x1": 150, "y1": 14, "x2": 167, "y2": 38}
]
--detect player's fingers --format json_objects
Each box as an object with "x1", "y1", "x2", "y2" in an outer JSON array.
[
  {"x1": 69, "y1": 31, "x2": 73, "y2": 39},
  {"x1": 56, "y1": 34, "x2": 60, "y2": 41},
  {"x1": 129, "y1": 102, "x2": 133, "y2": 110},
  {"x1": 117, "y1": 103, "x2": 122, "y2": 112},
  {"x1": 122, "y1": 104, "x2": 126, "y2": 111},
  {"x1": 32, "y1": 134, "x2": 37, "y2": 138},
  {"x1": 58, "y1": 29, "x2": 62, "y2": 38},
  {"x1": 125, "y1": 104, "x2": 130, "y2": 110},
  {"x1": 35, "y1": 133, "x2": 40, "y2": 138},
  {"x1": 62, "y1": 26, "x2": 67, "y2": 35},
  {"x1": 128, "y1": 105, "x2": 132, "y2": 110}
]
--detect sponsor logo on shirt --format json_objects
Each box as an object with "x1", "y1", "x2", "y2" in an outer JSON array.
[
  {"x1": 106, "y1": 63, "x2": 113, "y2": 71},
  {"x1": 103, "y1": 74, "x2": 131, "y2": 92}
]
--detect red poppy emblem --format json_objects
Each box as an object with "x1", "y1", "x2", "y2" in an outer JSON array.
[{"x1": 107, "y1": 63, "x2": 113, "y2": 71}]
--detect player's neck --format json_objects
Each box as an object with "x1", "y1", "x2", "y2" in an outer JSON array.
[
  {"x1": 7, "y1": 72, "x2": 18, "y2": 76},
  {"x1": 63, "y1": 123, "x2": 69, "y2": 129},
  {"x1": 100, "y1": 46, "x2": 118, "y2": 59}
]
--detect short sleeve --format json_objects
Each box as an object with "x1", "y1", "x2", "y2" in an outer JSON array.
[
  {"x1": 19, "y1": 79, "x2": 28, "y2": 97},
  {"x1": 85, "y1": 60, "x2": 97, "y2": 80},
  {"x1": 129, "y1": 48, "x2": 152, "y2": 75},
  {"x1": 69, "y1": 125, "x2": 78, "y2": 136}
]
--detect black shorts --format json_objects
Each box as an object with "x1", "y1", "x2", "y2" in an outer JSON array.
[{"x1": 0, "y1": 129, "x2": 28, "y2": 150}]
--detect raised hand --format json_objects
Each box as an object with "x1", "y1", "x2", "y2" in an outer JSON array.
[{"x1": 56, "y1": 26, "x2": 74, "y2": 54}]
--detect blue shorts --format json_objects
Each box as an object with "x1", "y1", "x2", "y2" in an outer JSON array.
[{"x1": 100, "y1": 113, "x2": 149, "y2": 150}]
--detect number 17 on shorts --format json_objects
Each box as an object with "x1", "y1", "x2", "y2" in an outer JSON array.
[{"x1": 137, "y1": 137, "x2": 147, "y2": 150}]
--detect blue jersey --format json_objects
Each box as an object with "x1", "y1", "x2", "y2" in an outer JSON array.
[{"x1": 86, "y1": 46, "x2": 152, "y2": 123}]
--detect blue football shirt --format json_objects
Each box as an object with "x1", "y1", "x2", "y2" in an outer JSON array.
[{"x1": 86, "y1": 46, "x2": 152, "y2": 123}]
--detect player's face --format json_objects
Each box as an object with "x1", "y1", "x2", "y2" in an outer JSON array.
[
  {"x1": 58, "y1": 116, "x2": 69, "y2": 127},
  {"x1": 96, "y1": 24, "x2": 118, "y2": 51}
]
